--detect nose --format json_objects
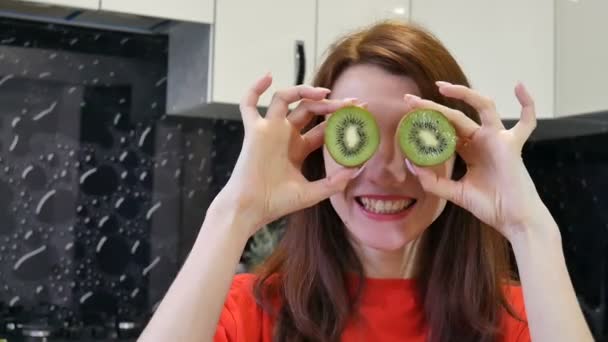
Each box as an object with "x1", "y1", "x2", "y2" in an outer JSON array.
[{"x1": 363, "y1": 135, "x2": 408, "y2": 185}]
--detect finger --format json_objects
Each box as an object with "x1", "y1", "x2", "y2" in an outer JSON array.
[
  {"x1": 406, "y1": 159, "x2": 466, "y2": 208},
  {"x1": 511, "y1": 82, "x2": 537, "y2": 144},
  {"x1": 300, "y1": 120, "x2": 327, "y2": 158},
  {"x1": 288, "y1": 98, "x2": 357, "y2": 130},
  {"x1": 239, "y1": 73, "x2": 273, "y2": 125},
  {"x1": 436, "y1": 81, "x2": 504, "y2": 129},
  {"x1": 404, "y1": 94, "x2": 480, "y2": 139},
  {"x1": 454, "y1": 140, "x2": 476, "y2": 164},
  {"x1": 301, "y1": 167, "x2": 359, "y2": 207},
  {"x1": 266, "y1": 85, "x2": 331, "y2": 120}
]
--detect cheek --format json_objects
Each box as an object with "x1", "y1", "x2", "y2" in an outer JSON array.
[
  {"x1": 328, "y1": 184, "x2": 351, "y2": 228},
  {"x1": 427, "y1": 157, "x2": 456, "y2": 221},
  {"x1": 423, "y1": 156, "x2": 456, "y2": 221},
  {"x1": 323, "y1": 146, "x2": 340, "y2": 175},
  {"x1": 422, "y1": 196, "x2": 448, "y2": 225},
  {"x1": 324, "y1": 147, "x2": 353, "y2": 224}
]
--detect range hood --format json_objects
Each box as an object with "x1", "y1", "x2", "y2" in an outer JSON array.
[
  {"x1": 0, "y1": 0, "x2": 220, "y2": 119},
  {"x1": 0, "y1": 0, "x2": 174, "y2": 34}
]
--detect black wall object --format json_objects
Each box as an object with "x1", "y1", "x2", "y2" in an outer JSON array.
[{"x1": 0, "y1": 17, "x2": 243, "y2": 338}]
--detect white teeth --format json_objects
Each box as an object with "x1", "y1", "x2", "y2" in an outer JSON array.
[
  {"x1": 391, "y1": 201, "x2": 400, "y2": 211},
  {"x1": 379, "y1": 201, "x2": 387, "y2": 212},
  {"x1": 358, "y1": 197, "x2": 414, "y2": 214}
]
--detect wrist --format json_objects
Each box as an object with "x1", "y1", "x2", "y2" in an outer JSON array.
[
  {"x1": 204, "y1": 191, "x2": 261, "y2": 239},
  {"x1": 504, "y1": 204, "x2": 562, "y2": 251}
]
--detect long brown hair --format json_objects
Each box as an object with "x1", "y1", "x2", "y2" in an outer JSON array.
[{"x1": 253, "y1": 20, "x2": 519, "y2": 342}]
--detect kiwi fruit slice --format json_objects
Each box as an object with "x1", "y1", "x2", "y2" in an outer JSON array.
[
  {"x1": 397, "y1": 109, "x2": 457, "y2": 166},
  {"x1": 325, "y1": 106, "x2": 380, "y2": 167}
]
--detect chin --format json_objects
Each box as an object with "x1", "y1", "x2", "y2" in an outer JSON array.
[
  {"x1": 330, "y1": 195, "x2": 432, "y2": 253},
  {"x1": 349, "y1": 226, "x2": 414, "y2": 252}
]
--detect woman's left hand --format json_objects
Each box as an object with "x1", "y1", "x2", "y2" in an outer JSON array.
[{"x1": 403, "y1": 81, "x2": 547, "y2": 241}]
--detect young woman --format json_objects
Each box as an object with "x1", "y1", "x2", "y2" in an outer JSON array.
[{"x1": 139, "y1": 21, "x2": 593, "y2": 342}]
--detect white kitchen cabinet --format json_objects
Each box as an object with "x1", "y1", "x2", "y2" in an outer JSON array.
[
  {"x1": 100, "y1": 0, "x2": 213, "y2": 23},
  {"x1": 556, "y1": 0, "x2": 608, "y2": 117},
  {"x1": 317, "y1": 0, "x2": 411, "y2": 65},
  {"x1": 410, "y1": 0, "x2": 554, "y2": 119},
  {"x1": 211, "y1": 0, "x2": 316, "y2": 107},
  {"x1": 18, "y1": 0, "x2": 99, "y2": 10}
]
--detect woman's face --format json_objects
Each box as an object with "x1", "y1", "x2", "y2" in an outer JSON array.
[{"x1": 323, "y1": 64, "x2": 455, "y2": 252}]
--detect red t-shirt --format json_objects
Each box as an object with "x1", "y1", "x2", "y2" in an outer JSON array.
[{"x1": 214, "y1": 273, "x2": 530, "y2": 341}]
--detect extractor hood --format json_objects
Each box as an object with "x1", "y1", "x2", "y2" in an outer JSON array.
[
  {"x1": 0, "y1": 0, "x2": 218, "y2": 119},
  {"x1": 0, "y1": 0, "x2": 174, "y2": 34}
]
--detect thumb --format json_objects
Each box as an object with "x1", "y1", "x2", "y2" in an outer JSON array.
[
  {"x1": 303, "y1": 166, "x2": 361, "y2": 207},
  {"x1": 406, "y1": 159, "x2": 465, "y2": 207}
]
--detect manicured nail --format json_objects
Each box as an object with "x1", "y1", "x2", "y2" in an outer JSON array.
[
  {"x1": 436, "y1": 81, "x2": 451, "y2": 87},
  {"x1": 318, "y1": 87, "x2": 332, "y2": 93},
  {"x1": 405, "y1": 158, "x2": 417, "y2": 176},
  {"x1": 351, "y1": 163, "x2": 367, "y2": 179},
  {"x1": 405, "y1": 94, "x2": 420, "y2": 101}
]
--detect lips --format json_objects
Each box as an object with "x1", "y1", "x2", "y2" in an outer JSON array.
[{"x1": 355, "y1": 195, "x2": 417, "y2": 218}]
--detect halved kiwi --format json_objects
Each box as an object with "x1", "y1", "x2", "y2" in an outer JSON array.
[
  {"x1": 397, "y1": 109, "x2": 457, "y2": 166},
  {"x1": 325, "y1": 106, "x2": 380, "y2": 167}
]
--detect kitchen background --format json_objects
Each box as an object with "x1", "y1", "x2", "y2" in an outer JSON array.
[{"x1": 0, "y1": 0, "x2": 606, "y2": 341}]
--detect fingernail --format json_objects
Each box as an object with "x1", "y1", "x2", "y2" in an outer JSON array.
[
  {"x1": 351, "y1": 163, "x2": 367, "y2": 179},
  {"x1": 405, "y1": 158, "x2": 418, "y2": 176},
  {"x1": 405, "y1": 94, "x2": 420, "y2": 101},
  {"x1": 436, "y1": 81, "x2": 451, "y2": 87},
  {"x1": 343, "y1": 97, "x2": 358, "y2": 102},
  {"x1": 318, "y1": 87, "x2": 332, "y2": 93}
]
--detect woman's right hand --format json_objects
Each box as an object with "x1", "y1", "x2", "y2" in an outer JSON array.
[{"x1": 215, "y1": 73, "x2": 360, "y2": 236}]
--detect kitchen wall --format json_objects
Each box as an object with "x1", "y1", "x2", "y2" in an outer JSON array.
[
  {"x1": 0, "y1": 13, "x2": 606, "y2": 341},
  {"x1": 0, "y1": 17, "x2": 243, "y2": 339},
  {"x1": 523, "y1": 126, "x2": 608, "y2": 340}
]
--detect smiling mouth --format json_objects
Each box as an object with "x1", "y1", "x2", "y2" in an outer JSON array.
[{"x1": 355, "y1": 196, "x2": 417, "y2": 215}]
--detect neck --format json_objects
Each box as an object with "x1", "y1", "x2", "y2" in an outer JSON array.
[{"x1": 351, "y1": 237, "x2": 421, "y2": 279}]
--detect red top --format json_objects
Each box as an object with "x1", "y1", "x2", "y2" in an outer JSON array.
[{"x1": 214, "y1": 273, "x2": 530, "y2": 341}]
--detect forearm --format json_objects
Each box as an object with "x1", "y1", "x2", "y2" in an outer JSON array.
[
  {"x1": 138, "y1": 196, "x2": 254, "y2": 342},
  {"x1": 509, "y1": 207, "x2": 593, "y2": 342}
]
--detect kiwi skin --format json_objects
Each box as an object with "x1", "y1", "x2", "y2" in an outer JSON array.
[
  {"x1": 396, "y1": 109, "x2": 457, "y2": 167},
  {"x1": 324, "y1": 105, "x2": 380, "y2": 167}
]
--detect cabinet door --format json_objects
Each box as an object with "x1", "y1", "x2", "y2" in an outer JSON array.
[
  {"x1": 411, "y1": 0, "x2": 554, "y2": 119},
  {"x1": 20, "y1": 0, "x2": 99, "y2": 10},
  {"x1": 317, "y1": 0, "x2": 410, "y2": 64},
  {"x1": 100, "y1": 0, "x2": 213, "y2": 23},
  {"x1": 556, "y1": 0, "x2": 608, "y2": 116},
  {"x1": 212, "y1": 0, "x2": 316, "y2": 107}
]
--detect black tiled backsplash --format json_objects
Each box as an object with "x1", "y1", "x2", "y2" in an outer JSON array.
[
  {"x1": 523, "y1": 134, "x2": 608, "y2": 340},
  {"x1": 0, "y1": 16, "x2": 607, "y2": 341},
  {"x1": 0, "y1": 17, "x2": 243, "y2": 339}
]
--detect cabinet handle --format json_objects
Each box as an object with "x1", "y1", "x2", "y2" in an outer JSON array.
[{"x1": 295, "y1": 40, "x2": 306, "y2": 85}]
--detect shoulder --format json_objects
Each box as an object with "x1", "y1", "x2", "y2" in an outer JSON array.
[
  {"x1": 228, "y1": 273, "x2": 257, "y2": 298},
  {"x1": 503, "y1": 283, "x2": 526, "y2": 312},
  {"x1": 501, "y1": 284, "x2": 531, "y2": 342},
  {"x1": 224, "y1": 272, "x2": 281, "y2": 305},
  {"x1": 222, "y1": 273, "x2": 261, "y2": 315},
  {"x1": 214, "y1": 273, "x2": 279, "y2": 342}
]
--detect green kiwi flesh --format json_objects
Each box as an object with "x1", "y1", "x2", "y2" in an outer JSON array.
[
  {"x1": 397, "y1": 109, "x2": 457, "y2": 166},
  {"x1": 325, "y1": 106, "x2": 380, "y2": 167}
]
